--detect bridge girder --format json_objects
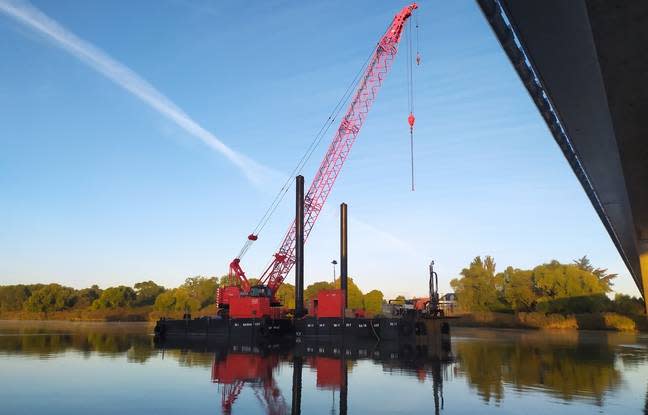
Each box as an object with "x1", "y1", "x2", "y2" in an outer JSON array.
[{"x1": 478, "y1": 0, "x2": 648, "y2": 312}]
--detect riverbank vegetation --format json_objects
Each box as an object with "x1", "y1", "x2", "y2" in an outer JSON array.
[
  {"x1": 0, "y1": 276, "x2": 383, "y2": 321},
  {"x1": 450, "y1": 256, "x2": 646, "y2": 331},
  {"x1": 1, "y1": 255, "x2": 643, "y2": 330}
]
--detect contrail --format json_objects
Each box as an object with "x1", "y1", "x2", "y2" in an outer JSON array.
[
  {"x1": 0, "y1": 0, "x2": 268, "y2": 184},
  {"x1": 349, "y1": 215, "x2": 421, "y2": 257}
]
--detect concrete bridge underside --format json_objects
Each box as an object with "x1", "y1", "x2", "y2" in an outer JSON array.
[{"x1": 478, "y1": 0, "x2": 648, "y2": 311}]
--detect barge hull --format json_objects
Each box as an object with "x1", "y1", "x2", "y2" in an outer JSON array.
[
  {"x1": 155, "y1": 316, "x2": 451, "y2": 343},
  {"x1": 154, "y1": 317, "x2": 292, "y2": 341}
]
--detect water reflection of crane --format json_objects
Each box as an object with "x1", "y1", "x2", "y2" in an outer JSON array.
[
  {"x1": 209, "y1": 340, "x2": 452, "y2": 415},
  {"x1": 211, "y1": 352, "x2": 288, "y2": 415},
  {"x1": 377, "y1": 347, "x2": 448, "y2": 415},
  {"x1": 212, "y1": 352, "x2": 346, "y2": 415},
  {"x1": 309, "y1": 356, "x2": 348, "y2": 415}
]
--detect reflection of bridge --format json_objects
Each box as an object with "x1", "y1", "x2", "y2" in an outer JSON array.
[{"x1": 478, "y1": 0, "x2": 648, "y2": 310}]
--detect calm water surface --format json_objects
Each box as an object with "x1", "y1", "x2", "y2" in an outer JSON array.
[{"x1": 1, "y1": 321, "x2": 647, "y2": 414}]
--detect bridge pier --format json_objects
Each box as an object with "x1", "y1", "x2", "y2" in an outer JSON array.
[{"x1": 640, "y1": 242, "x2": 648, "y2": 314}]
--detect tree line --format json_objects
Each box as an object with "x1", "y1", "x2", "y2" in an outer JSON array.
[
  {"x1": 0, "y1": 275, "x2": 384, "y2": 318},
  {"x1": 450, "y1": 255, "x2": 645, "y2": 315},
  {"x1": 3, "y1": 255, "x2": 642, "y2": 319}
]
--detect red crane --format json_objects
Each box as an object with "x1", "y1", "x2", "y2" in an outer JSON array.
[{"x1": 219, "y1": 3, "x2": 418, "y2": 318}]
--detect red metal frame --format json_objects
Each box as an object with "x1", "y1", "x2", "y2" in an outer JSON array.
[
  {"x1": 228, "y1": 258, "x2": 251, "y2": 292},
  {"x1": 313, "y1": 289, "x2": 344, "y2": 318},
  {"x1": 212, "y1": 353, "x2": 286, "y2": 415},
  {"x1": 315, "y1": 357, "x2": 344, "y2": 389},
  {"x1": 228, "y1": 296, "x2": 271, "y2": 319},
  {"x1": 227, "y1": 3, "x2": 418, "y2": 303}
]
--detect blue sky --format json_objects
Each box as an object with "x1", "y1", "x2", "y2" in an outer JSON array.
[{"x1": 0, "y1": 0, "x2": 640, "y2": 298}]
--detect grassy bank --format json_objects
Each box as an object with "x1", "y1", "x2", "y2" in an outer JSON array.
[
  {"x1": 0, "y1": 304, "x2": 220, "y2": 322},
  {"x1": 452, "y1": 311, "x2": 647, "y2": 332},
  {"x1": 0, "y1": 307, "x2": 152, "y2": 322}
]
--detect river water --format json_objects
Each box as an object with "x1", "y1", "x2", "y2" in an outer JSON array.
[{"x1": 0, "y1": 321, "x2": 646, "y2": 414}]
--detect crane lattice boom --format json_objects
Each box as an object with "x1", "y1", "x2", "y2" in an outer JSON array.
[{"x1": 231, "y1": 3, "x2": 418, "y2": 299}]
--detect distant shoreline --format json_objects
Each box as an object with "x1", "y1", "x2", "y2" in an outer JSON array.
[
  {"x1": 451, "y1": 311, "x2": 647, "y2": 332},
  {"x1": 0, "y1": 303, "x2": 220, "y2": 322},
  {"x1": 0, "y1": 319, "x2": 152, "y2": 327},
  {"x1": 1, "y1": 310, "x2": 645, "y2": 332},
  {"x1": 0, "y1": 308, "x2": 175, "y2": 323}
]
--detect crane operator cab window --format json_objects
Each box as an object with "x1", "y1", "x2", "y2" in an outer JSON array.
[{"x1": 248, "y1": 285, "x2": 272, "y2": 298}]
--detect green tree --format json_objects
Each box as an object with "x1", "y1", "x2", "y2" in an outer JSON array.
[
  {"x1": 24, "y1": 284, "x2": 76, "y2": 313},
  {"x1": 332, "y1": 277, "x2": 364, "y2": 309},
  {"x1": 276, "y1": 283, "x2": 295, "y2": 309},
  {"x1": 0, "y1": 285, "x2": 32, "y2": 311},
  {"x1": 74, "y1": 285, "x2": 103, "y2": 308},
  {"x1": 535, "y1": 261, "x2": 606, "y2": 300},
  {"x1": 392, "y1": 295, "x2": 406, "y2": 305},
  {"x1": 363, "y1": 290, "x2": 384, "y2": 315},
  {"x1": 573, "y1": 255, "x2": 593, "y2": 272},
  {"x1": 573, "y1": 255, "x2": 617, "y2": 292},
  {"x1": 500, "y1": 267, "x2": 537, "y2": 311},
  {"x1": 92, "y1": 286, "x2": 136, "y2": 309},
  {"x1": 612, "y1": 294, "x2": 644, "y2": 316},
  {"x1": 534, "y1": 261, "x2": 608, "y2": 313},
  {"x1": 181, "y1": 276, "x2": 218, "y2": 308},
  {"x1": 133, "y1": 281, "x2": 165, "y2": 306},
  {"x1": 219, "y1": 274, "x2": 239, "y2": 287},
  {"x1": 304, "y1": 281, "x2": 333, "y2": 302},
  {"x1": 152, "y1": 290, "x2": 175, "y2": 311},
  {"x1": 153, "y1": 288, "x2": 200, "y2": 312},
  {"x1": 451, "y1": 256, "x2": 503, "y2": 311}
]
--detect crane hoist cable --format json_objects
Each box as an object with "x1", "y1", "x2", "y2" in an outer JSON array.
[
  {"x1": 415, "y1": 11, "x2": 421, "y2": 66},
  {"x1": 407, "y1": 9, "x2": 417, "y2": 192}
]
